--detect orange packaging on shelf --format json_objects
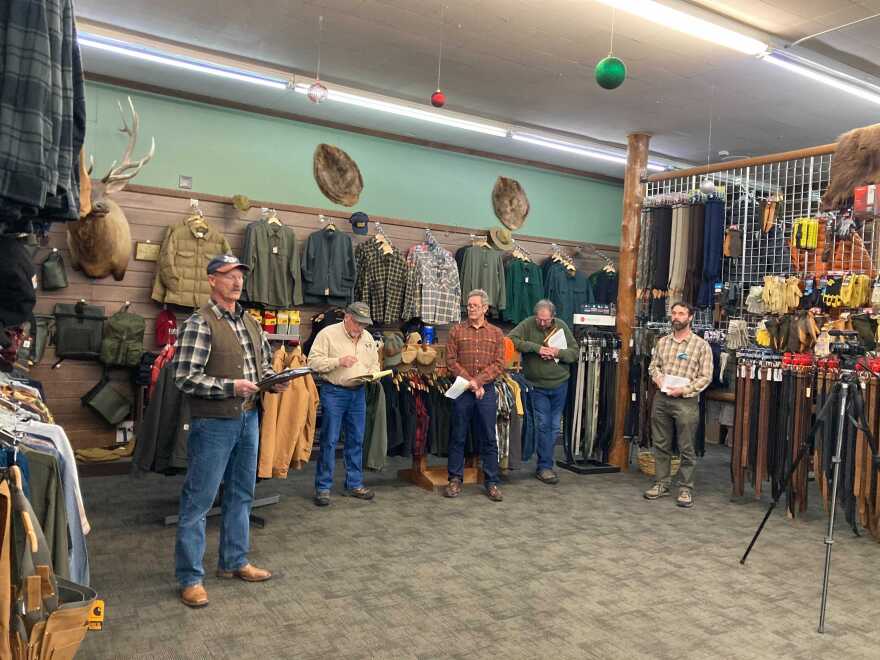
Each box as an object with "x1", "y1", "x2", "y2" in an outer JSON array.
[{"x1": 262, "y1": 310, "x2": 277, "y2": 334}]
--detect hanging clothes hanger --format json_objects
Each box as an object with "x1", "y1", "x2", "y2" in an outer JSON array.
[
  {"x1": 263, "y1": 208, "x2": 282, "y2": 225},
  {"x1": 470, "y1": 233, "x2": 489, "y2": 248},
  {"x1": 319, "y1": 214, "x2": 336, "y2": 232},
  {"x1": 374, "y1": 222, "x2": 393, "y2": 254}
]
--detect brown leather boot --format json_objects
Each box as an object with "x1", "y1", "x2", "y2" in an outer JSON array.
[
  {"x1": 444, "y1": 478, "x2": 462, "y2": 498},
  {"x1": 180, "y1": 583, "x2": 209, "y2": 608},
  {"x1": 216, "y1": 563, "x2": 272, "y2": 582}
]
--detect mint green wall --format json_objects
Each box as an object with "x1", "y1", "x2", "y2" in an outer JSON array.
[{"x1": 84, "y1": 81, "x2": 623, "y2": 244}]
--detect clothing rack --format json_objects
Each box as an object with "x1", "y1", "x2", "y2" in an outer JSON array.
[
  {"x1": 163, "y1": 488, "x2": 280, "y2": 528},
  {"x1": 558, "y1": 331, "x2": 622, "y2": 476}
]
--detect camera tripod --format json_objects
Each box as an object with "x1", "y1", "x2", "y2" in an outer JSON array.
[{"x1": 739, "y1": 364, "x2": 879, "y2": 633}]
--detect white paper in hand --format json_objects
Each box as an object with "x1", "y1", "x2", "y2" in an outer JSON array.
[
  {"x1": 546, "y1": 328, "x2": 568, "y2": 364},
  {"x1": 661, "y1": 374, "x2": 690, "y2": 394},
  {"x1": 444, "y1": 376, "x2": 471, "y2": 400}
]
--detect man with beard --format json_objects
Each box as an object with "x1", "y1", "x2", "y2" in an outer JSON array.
[{"x1": 643, "y1": 302, "x2": 712, "y2": 508}]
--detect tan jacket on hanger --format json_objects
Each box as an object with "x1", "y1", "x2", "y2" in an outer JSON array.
[
  {"x1": 150, "y1": 216, "x2": 232, "y2": 308},
  {"x1": 259, "y1": 345, "x2": 319, "y2": 479}
]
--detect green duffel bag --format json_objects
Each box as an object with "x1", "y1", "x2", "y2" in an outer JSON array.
[
  {"x1": 81, "y1": 373, "x2": 133, "y2": 426},
  {"x1": 41, "y1": 248, "x2": 68, "y2": 290},
  {"x1": 54, "y1": 302, "x2": 105, "y2": 363},
  {"x1": 99, "y1": 303, "x2": 146, "y2": 368}
]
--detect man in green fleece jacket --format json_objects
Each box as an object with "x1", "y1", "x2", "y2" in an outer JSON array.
[{"x1": 508, "y1": 300, "x2": 579, "y2": 484}]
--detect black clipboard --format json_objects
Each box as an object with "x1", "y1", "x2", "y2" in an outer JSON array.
[{"x1": 256, "y1": 367, "x2": 312, "y2": 391}]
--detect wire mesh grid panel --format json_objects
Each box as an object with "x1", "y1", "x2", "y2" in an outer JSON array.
[{"x1": 638, "y1": 152, "x2": 879, "y2": 328}]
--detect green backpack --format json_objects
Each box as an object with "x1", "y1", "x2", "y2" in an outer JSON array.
[{"x1": 100, "y1": 303, "x2": 146, "y2": 368}]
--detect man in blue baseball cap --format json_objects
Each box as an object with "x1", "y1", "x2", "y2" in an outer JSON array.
[{"x1": 173, "y1": 253, "x2": 287, "y2": 608}]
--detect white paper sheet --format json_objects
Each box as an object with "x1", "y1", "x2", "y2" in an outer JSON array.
[
  {"x1": 661, "y1": 374, "x2": 690, "y2": 393},
  {"x1": 546, "y1": 328, "x2": 568, "y2": 363},
  {"x1": 444, "y1": 375, "x2": 472, "y2": 400}
]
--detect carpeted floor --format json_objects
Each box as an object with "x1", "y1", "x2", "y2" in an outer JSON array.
[{"x1": 78, "y1": 444, "x2": 880, "y2": 659}]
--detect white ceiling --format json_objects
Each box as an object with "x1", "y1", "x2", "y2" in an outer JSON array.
[{"x1": 75, "y1": 0, "x2": 880, "y2": 176}]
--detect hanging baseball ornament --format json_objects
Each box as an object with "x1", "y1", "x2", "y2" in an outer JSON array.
[
  {"x1": 308, "y1": 81, "x2": 328, "y2": 104},
  {"x1": 430, "y1": 4, "x2": 448, "y2": 107},
  {"x1": 308, "y1": 16, "x2": 328, "y2": 104},
  {"x1": 595, "y1": 8, "x2": 626, "y2": 90}
]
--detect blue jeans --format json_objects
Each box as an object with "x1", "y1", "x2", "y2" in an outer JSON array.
[
  {"x1": 448, "y1": 383, "x2": 500, "y2": 486},
  {"x1": 175, "y1": 409, "x2": 258, "y2": 588},
  {"x1": 315, "y1": 384, "x2": 366, "y2": 493},
  {"x1": 532, "y1": 382, "x2": 569, "y2": 472}
]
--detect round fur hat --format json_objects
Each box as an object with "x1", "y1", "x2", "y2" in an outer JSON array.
[
  {"x1": 313, "y1": 144, "x2": 364, "y2": 207},
  {"x1": 492, "y1": 176, "x2": 529, "y2": 230}
]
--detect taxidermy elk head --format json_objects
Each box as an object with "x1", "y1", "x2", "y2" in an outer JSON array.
[{"x1": 68, "y1": 96, "x2": 155, "y2": 281}]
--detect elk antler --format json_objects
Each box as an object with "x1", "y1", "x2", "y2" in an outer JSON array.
[{"x1": 101, "y1": 96, "x2": 156, "y2": 194}]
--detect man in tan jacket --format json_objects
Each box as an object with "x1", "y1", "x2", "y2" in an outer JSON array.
[{"x1": 307, "y1": 302, "x2": 380, "y2": 506}]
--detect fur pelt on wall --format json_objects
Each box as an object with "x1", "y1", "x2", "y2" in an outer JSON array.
[
  {"x1": 492, "y1": 176, "x2": 529, "y2": 230},
  {"x1": 313, "y1": 144, "x2": 363, "y2": 207},
  {"x1": 823, "y1": 123, "x2": 880, "y2": 210}
]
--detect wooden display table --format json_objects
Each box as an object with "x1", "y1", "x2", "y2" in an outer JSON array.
[{"x1": 399, "y1": 455, "x2": 482, "y2": 493}]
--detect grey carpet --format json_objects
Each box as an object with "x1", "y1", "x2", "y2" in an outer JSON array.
[{"x1": 77, "y1": 444, "x2": 880, "y2": 659}]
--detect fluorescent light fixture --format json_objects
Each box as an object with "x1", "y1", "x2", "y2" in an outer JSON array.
[
  {"x1": 594, "y1": 0, "x2": 768, "y2": 56},
  {"x1": 78, "y1": 34, "x2": 289, "y2": 90},
  {"x1": 761, "y1": 52, "x2": 880, "y2": 106},
  {"x1": 512, "y1": 133, "x2": 667, "y2": 171},
  {"x1": 293, "y1": 83, "x2": 509, "y2": 137}
]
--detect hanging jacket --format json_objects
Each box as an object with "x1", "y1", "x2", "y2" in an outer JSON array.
[
  {"x1": 301, "y1": 227, "x2": 356, "y2": 305},
  {"x1": 504, "y1": 260, "x2": 544, "y2": 324},
  {"x1": 151, "y1": 217, "x2": 232, "y2": 308},
  {"x1": 355, "y1": 239, "x2": 408, "y2": 325},
  {"x1": 259, "y1": 345, "x2": 318, "y2": 478},
  {"x1": 459, "y1": 246, "x2": 506, "y2": 311},
  {"x1": 241, "y1": 218, "x2": 304, "y2": 308}
]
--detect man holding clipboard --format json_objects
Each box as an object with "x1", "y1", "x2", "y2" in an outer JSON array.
[
  {"x1": 644, "y1": 302, "x2": 713, "y2": 508},
  {"x1": 173, "y1": 254, "x2": 288, "y2": 608}
]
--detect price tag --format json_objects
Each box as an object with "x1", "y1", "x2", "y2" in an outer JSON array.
[
  {"x1": 524, "y1": 276, "x2": 529, "y2": 283},
  {"x1": 775, "y1": 368, "x2": 782, "y2": 382},
  {"x1": 272, "y1": 246, "x2": 278, "y2": 254},
  {"x1": 324, "y1": 288, "x2": 330, "y2": 296},
  {"x1": 806, "y1": 387, "x2": 812, "y2": 399}
]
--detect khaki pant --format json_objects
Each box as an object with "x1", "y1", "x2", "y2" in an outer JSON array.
[{"x1": 651, "y1": 393, "x2": 699, "y2": 490}]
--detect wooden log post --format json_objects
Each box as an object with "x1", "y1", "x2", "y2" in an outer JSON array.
[{"x1": 609, "y1": 133, "x2": 651, "y2": 469}]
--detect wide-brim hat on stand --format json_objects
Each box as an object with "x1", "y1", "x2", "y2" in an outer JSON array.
[
  {"x1": 313, "y1": 144, "x2": 364, "y2": 207},
  {"x1": 489, "y1": 226, "x2": 515, "y2": 251},
  {"x1": 492, "y1": 176, "x2": 529, "y2": 230}
]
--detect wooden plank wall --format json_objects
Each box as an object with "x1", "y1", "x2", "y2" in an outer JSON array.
[{"x1": 29, "y1": 184, "x2": 619, "y2": 450}]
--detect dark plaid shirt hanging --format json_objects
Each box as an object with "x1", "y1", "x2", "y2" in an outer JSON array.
[{"x1": 0, "y1": 0, "x2": 85, "y2": 223}]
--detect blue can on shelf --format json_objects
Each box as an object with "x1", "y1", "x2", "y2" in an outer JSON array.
[{"x1": 422, "y1": 325, "x2": 435, "y2": 344}]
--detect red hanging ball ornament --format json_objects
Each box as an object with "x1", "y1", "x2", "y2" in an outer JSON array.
[{"x1": 431, "y1": 89, "x2": 446, "y2": 108}]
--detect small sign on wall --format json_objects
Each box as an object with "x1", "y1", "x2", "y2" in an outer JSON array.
[{"x1": 135, "y1": 241, "x2": 161, "y2": 262}]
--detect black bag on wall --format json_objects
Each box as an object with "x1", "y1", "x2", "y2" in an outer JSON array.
[
  {"x1": 41, "y1": 249, "x2": 68, "y2": 291},
  {"x1": 53, "y1": 302, "x2": 105, "y2": 363}
]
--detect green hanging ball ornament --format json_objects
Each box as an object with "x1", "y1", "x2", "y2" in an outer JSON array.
[{"x1": 595, "y1": 56, "x2": 626, "y2": 90}]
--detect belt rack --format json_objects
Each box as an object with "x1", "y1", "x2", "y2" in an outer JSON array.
[{"x1": 557, "y1": 331, "x2": 621, "y2": 476}]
